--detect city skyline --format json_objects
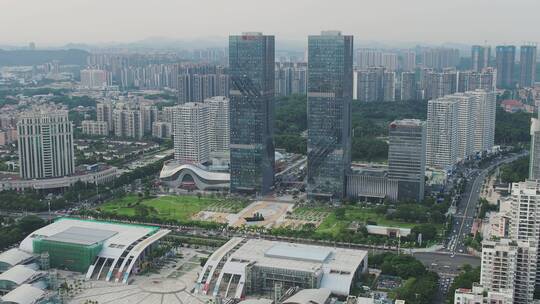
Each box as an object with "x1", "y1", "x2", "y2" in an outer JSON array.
[{"x1": 1, "y1": 0, "x2": 540, "y2": 46}]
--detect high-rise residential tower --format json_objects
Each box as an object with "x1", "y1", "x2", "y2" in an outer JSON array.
[
  {"x1": 400, "y1": 72, "x2": 417, "y2": 101},
  {"x1": 388, "y1": 119, "x2": 426, "y2": 202},
  {"x1": 425, "y1": 97, "x2": 459, "y2": 169},
  {"x1": 97, "y1": 101, "x2": 114, "y2": 132},
  {"x1": 530, "y1": 111, "x2": 540, "y2": 180},
  {"x1": 496, "y1": 45, "x2": 516, "y2": 89},
  {"x1": 471, "y1": 45, "x2": 491, "y2": 72},
  {"x1": 206, "y1": 96, "x2": 230, "y2": 153},
  {"x1": 423, "y1": 71, "x2": 458, "y2": 100},
  {"x1": 173, "y1": 102, "x2": 210, "y2": 164},
  {"x1": 519, "y1": 45, "x2": 537, "y2": 88},
  {"x1": 113, "y1": 109, "x2": 143, "y2": 139},
  {"x1": 469, "y1": 90, "x2": 496, "y2": 153},
  {"x1": 307, "y1": 30, "x2": 353, "y2": 201},
  {"x1": 383, "y1": 71, "x2": 396, "y2": 101},
  {"x1": 17, "y1": 110, "x2": 74, "y2": 179},
  {"x1": 457, "y1": 69, "x2": 496, "y2": 93},
  {"x1": 228, "y1": 32, "x2": 275, "y2": 195},
  {"x1": 480, "y1": 239, "x2": 537, "y2": 304}
]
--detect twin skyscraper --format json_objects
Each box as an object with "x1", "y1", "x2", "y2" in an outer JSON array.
[{"x1": 228, "y1": 31, "x2": 352, "y2": 201}]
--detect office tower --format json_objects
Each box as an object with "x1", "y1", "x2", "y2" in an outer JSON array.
[
  {"x1": 113, "y1": 109, "x2": 143, "y2": 139},
  {"x1": 173, "y1": 102, "x2": 210, "y2": 164},
  {"x1": 152, "y1": 121, "x2": 172, "y2": 139},
  {"x1": 400, "y1": 72, "x2": 417, "y2": 101},
  {"x1": 229, "y1": 32, "x2": 275, "y2": 195},
  {"x1": 81, "y1": 120, "x2": 109, "y2": 136},
  {"x1": 425, "y1": 97, "x2": 458, "y2": 169},
  {"x1": 96, "y1": 102, "x2": 114, "y2": 132},
  {"x1": 80, "y1": 69, "x2": 108, "y2": 88},
  {"x1": 423, "y1": 71, "x2": 457, "y2": 100},
  {"x1": 356, "y1": 48, "x2": 382, "y2": 69},
  {"x1": 421, "y1": 48, "x2": 460, "y2": 70},
  {"x1": 140, "y1": 105, "x2": 159, "y2": 133},
  {"x1": 388, "y1": 119, "x2": 426, "y2": 202},
  {"x1": 457, "y1": 69, "x2": 496, "y2": 92},
  {"x1": 382, "y1": 53, "x2": 398, "y2": 71},
  {"x1": 520, "y1": 45, "x2": 537, "y2": 88},
  {"x1": 307, "y1": 30, "x2": 353, "y2": 201},
  {"x1": 471, "y1": 45, "x2": 491, "y2": 72},
  {"x1": 206, "y1": 96, "x2": 230, "y2": 153},
  {"x1": 469, "y1": 90, "x2": 496, "y2": 153},
  {"x1": 480, "y1": 239, "x2": 537, "y2": 304},
  {"x1": 383, "y1": 71, "x2": 396, "y2": 101},
  {"x1": 17, "y1": 110, "x2": 74, "y2": 179},
  {"x1": 496, "y1": 45, "x2": 516, "y2": 89},
  {"x1": 530, "y1": 112, "x2": 540, "y2": 180},
  {"x1": 399, "y1": 50, "x2": 416, "y2": 72}
]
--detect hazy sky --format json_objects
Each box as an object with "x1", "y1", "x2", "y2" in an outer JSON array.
[{"x1": 1, "y1": 0, "x2": 538, "y2": 46}]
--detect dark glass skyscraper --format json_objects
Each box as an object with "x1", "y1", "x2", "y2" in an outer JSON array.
[
  {"x1": 496, "y1": 45, "x2": 516, "y2": 89},
  {"x1": 520, "y1": 45, "x2": 537, "y2": 88},
  {"x1": 228, "y1": 33, "x2": 275, "y2": 195},
  {"x1": 307, "y1": 31, "x2": 353, "y2": 201}
]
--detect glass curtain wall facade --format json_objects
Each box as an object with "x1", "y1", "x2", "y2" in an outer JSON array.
[
  {"x1": 307, "y1": 31, "x2": 353, "y2": 201},
  {"x1": 228, "y1": 33, "x2": 275, "y2": 195}
]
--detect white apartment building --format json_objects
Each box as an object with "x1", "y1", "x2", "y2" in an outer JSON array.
[
  {"x1": 426, "y1": 97, "x2": 458, "y2": 169},
  {"x1": 206, "y1": 96, "x2": 230, "y2": 153},
  {"x1": 383, "y1": 72, "x2": 396, "y2": 101},
  {"x1": 152, "y1": 121, "x2": 172, "y2": 139},
  {"x1": 509, "y1": 180, "x2": 540, "y2": 242},
  {"x1": 80, "y1": 69, "x2": 108, "y2": 89},
  {"x1": 382, "y1": 53, "x2": 398, "y2": 71},
  {"x1": 17, "y1": 110, "x2": 74, "y2": 179},
  {"x1": 96, "y1": 102, "x2": 114, "y2": 131},
  {"x1": 81, "y1": 120, "x2": 108, "y2": 136},
  {"x1": 173, "y1": 102, "x2": 210, "y2": 164},
  {"x1": 454, "y1": 283, "x2": 513, "y2": 304},
  {"x1": 480, "y1": 239, "x2": 537, "y2": 304},
  {"x1": 454, "y1": 93, "x2": 475, "y2": 160},
  {"x1": 426, "y1": 91, "x2": 496, "y2": 169},
  {"x1": 113, "y1": 109, "x2": 143, "y2": 139},
  {"x1": 469, "y1": 90, "x2": 496, "y2": 153},
  {"x1": 530, "y1": 112, "x2": 540, "y2": 180},
  {"x1": 140, "y1": 105, "x2": 159, "y2": 133}
]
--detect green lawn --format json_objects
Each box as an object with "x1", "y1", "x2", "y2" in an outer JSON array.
[
  {"x1": 296, "y1": 206, "x2": 441, "y2": 237},
  {"x1": 100, "y1": 195, "x2": 224, "y2": 221}
]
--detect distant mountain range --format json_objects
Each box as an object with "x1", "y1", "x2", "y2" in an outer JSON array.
[
  {"x1": 0, "y1": 49, "x2": 89, "y2": 67},
  {"x1": 0, "y1": 36, "x2": 476, "y2": 53}
]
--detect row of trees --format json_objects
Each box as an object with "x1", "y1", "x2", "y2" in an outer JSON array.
[
  {"x1": 370, "y1": 253, "x2": 439, "y2": 304},
  {"x1": 500, "y1": 155, "x2": 529, "y2": 183},
  {"x1": 0, "y1": 215, "x2": 45, "y2": 250}
]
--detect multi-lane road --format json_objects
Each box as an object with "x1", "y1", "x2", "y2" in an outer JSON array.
[{"x1": 447, "y1": 151, "x2": 528, "y2": 255}]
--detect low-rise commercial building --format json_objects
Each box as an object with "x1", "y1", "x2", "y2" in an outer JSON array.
[
  {"x1": 197, "y1": 238, "x2": 368, "y2": 299},
  {"x1": 19, "y1": 218, "x2": 170, "y2": 283}
]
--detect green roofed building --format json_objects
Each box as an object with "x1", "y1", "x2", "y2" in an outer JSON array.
[{"x1": 19, "y1": 218, "x2": 170, "y2": 283}]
